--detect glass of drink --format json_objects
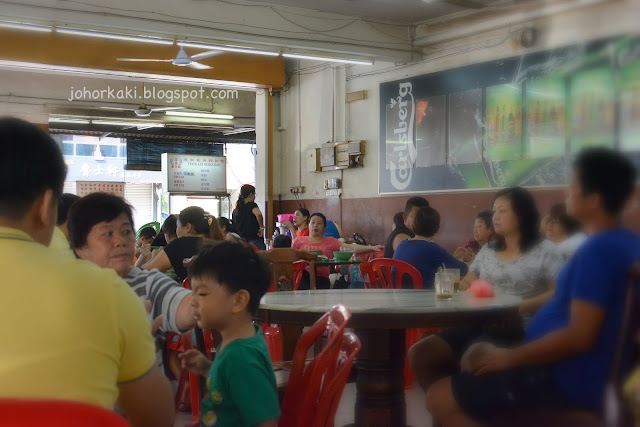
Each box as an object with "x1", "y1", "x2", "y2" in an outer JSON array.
[
  {"x1": 445, "y1": 268, "x2": 461, "y2": 292},
  {"x1": 435, "y1": 271, "x2": 454, "y2": 300}
]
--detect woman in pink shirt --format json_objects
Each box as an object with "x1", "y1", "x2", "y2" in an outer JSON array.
[{"x1": 292, "y1": 213, "x2": 383, "y2": 289}]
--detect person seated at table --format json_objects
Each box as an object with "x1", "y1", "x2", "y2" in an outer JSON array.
[
  {"x1": 179, "y1": 242, "x2": 280, "y2": 427},
  {"x1": 453, "y1": 209, "x2": 494, "y2": 264},
  {"x1": 49, "y1": 193, "x2": 80, "y2": 258},
  {"x1": 273, "y1": 234, "x2": 292, "y2": 248},
  {"x1": 284, "y1": 208, "x2": 310, "y2": 239},
  {"x1": 140, "y1": 206, "x2": 224, "y2": 282},
  {"x1": 546, "y1": 203, "x2": 586, "y2": 261},
  {"x1": 426, "y1": 148, "x2": 640, "y2": 427},
  {"x1": 0, "y1": 118, "x2": 174, "y2": 426},
  {"x1": 292, "y1": 213, "x2": 383, "y2": 290},
  {"x1": 149, "y1": 214, "x2": 178, "y2": 249},
  {"x1": 393, "y1": 206, "x2": 468, "y2": 289},
  {"x1": 384, "y1": 196, "x2": 430, "y2": 259},
  {"x1": 409, "y1": 186, "x2": 564, "y2": 392},
  {"x1": 135, "y1": 226, "x2": 157, "y2": 258},
  {"x1": 69, "y1": 193, "x2": 196, "y2": 372},
  {"x1": 218, "y1": 216, "x2": 243, "y2": 243}
]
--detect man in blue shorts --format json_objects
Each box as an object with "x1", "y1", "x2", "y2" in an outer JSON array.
[{"x1": 427, "y1": 147, "x2": 640, "y2": 426}]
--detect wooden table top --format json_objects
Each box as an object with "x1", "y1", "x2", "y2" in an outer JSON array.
[{"x1": 257, "y1": 289, "x2": 522, "y2": 329}]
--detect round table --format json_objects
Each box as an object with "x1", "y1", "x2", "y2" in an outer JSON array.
[{"x1": 257, "y1": 289, "x2": 522, "y2": 427}]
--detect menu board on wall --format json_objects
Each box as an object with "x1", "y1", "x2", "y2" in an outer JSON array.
[
  {"x1": 525, "y1": 77, "x2": 567, "y2": 158},
  {"x1": 416, "y1": 96, "x2": 446, "y2": 167},
  {"x1": 570, "y1": 68, "x2": 616, "y2": 152},
  {"x1": 449, "y1": 89, "x2": 483, "y2": 165},
  {"x1": 621, "y1": 62, "x2": 640, "y2": 151},
  {"x1": 76, "y1": 181, "x2": 125, "y2": 197},
  {"x1": 486, "y1": 84, "x2": 523, "y2": 162},
  {"x1": 161, "y1": 153, "x2": 227, "y2": 193}
]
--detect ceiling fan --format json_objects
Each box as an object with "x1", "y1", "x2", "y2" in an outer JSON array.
[
  {"x1": 100, "y1": 103, "x2": 186, "y2": 117},
  {"x1": 117, "y1": 46, "x2": 221, "y2": 70}
]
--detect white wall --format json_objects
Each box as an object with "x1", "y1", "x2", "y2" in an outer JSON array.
[{"x1": 274, "y1": 0, "x2": 640, "y2": 201}]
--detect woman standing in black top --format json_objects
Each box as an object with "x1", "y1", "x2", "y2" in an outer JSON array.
[
  {"x1": 232, "y1": 184, "x2": 266, "y2": 250},
  {"x1": 142, "y1": 206, "x2": 224, "y2": 282}
]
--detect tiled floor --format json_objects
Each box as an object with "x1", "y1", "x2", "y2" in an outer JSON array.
[{"x1": 173, "y1": 384, "x2": 433, "y2": 426}]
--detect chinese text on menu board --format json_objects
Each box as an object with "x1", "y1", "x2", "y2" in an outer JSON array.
[
  {"x1": 77, "y1": 182, "x2": 125, "y2": 197},
  {"x1": 169, "y1": 156, "x2": 225, "y2": 192}
]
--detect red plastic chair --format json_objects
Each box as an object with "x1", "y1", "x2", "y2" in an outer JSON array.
[
  {"x1": 293, "y1": 260, "x2": 306, "y2": 290},
  {"x1": 359, "y1": 261, "x2": 376, "y2": 288},
  {"x1": 365, "y1": 250, "x2": 385, "y2": 262},
  {"x1": 0, "y1": 399, "x2": 130, "y2": 426},
  {"x1": 311, "y1": 332, "x2": 362, "y2": 427},
  {"x1": 279, "y1": 305, "x2": 352, "y2": 427},
  {"x1": 369, "y1": 258, "x2": 439, "y2": 388},
  {"x1": 370, "y1": 258, "x2": 422, "y2": 289}
]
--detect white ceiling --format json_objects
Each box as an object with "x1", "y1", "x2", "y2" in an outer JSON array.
[{"x1": 235, "y1": 0, "x2": 498, "y2": 23}]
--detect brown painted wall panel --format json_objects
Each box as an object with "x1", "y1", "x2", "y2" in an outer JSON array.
[{"x1": 276, "y1": 190, "x2": 640, "y2": 253}]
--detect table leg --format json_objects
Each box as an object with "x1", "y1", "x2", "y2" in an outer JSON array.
[
  {"x1": 310, "y1": 260, "x2": 317, "y2": 290},
  {"x1": 279, "y1": 324, "x2": 302, "y2": 361},
  {"x1": 353, "y1": 329, "x2": 406, "y2": 427}
]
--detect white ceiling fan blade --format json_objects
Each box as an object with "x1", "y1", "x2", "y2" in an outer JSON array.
[
  {"x1": 150, "y1": 106, "x2": 187, "y2": 113},
  {"x1": 100, "y1": 106, "x2": 133, "y2": 111},
  {"x1": 190, "y1": 50, "x2": 223, "y2": 61},
  {"x1": 188, "y1": 62, "x2": 212, "y2": 70},
  {"x1": 117, "y1": 58, "x2": 173, "y2": 62}
]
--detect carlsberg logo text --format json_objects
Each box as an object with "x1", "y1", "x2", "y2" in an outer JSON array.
[{"x1": 390, "y1": 82, "x2": 415, "y2": 191}]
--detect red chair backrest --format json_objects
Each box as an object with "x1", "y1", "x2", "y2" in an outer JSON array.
[
  {"x1": 0, "y1": 399, "x2": 130, "y2": 426},
  {"x1": 293, "y1": 260, "x2": 306, "y2": 291},
  {"x1": 312, "y1": 332, "x2": 362, "y2": 427},
  {"x1": 359, "y1": 261, "x2": 376, "y2": 288},
  {"x1": 365, "y1": 250, "x2": 385, "y2": 262},
  {"x1": 370, "y1": 258, "x2": 422, "y2": 289},
  {"x1": 279, "y1": 305, "x2": 352, "y2": 427}
]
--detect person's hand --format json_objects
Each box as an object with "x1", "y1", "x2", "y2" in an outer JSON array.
[
  {"x1": 179, "y1": 349, "x2": 211, "y2": 376},
  {"x1": 257, "y1": 228, "x2": 264, "y2": 238},
  {"x1": 143, "y1": 300, "x2": 163, "y2": 335},
  {"x1": 369, "y1": 245, "x2": 384, "y2": 252},
  {"x1": 140, "y1": 243, "x2": 152, "y2": 258},
  {"x1": 284, "y1": 220, "x2": 294, "y2": 229},
  {"x1": 464, "y1": 343, "x2": 516, "y2": 376},
  {"x1": 453, "y1": 247, "x2": 467, "y2": 260}
]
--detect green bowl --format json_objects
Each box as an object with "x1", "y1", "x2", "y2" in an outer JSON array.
[
  {"x1": 333, "y1": 251, "x2": 353, "y2": 261},
  {"x1": 307, "y1": 250, "x2": 323, "y2": 256}
]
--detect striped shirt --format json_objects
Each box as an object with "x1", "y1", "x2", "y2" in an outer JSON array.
[{"x1": 125, "y1": 267, "x2": 191, "y2": 367}]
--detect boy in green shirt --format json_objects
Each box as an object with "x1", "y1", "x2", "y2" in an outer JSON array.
[{"x1": 179, "y1": 242, "x2": 279, "y2": 427}]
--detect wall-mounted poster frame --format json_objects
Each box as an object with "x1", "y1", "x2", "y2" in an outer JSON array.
[{"x1": 379, "y1": 36, "x2": 640, "y2": 194}]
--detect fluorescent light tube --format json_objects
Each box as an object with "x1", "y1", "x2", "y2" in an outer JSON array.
[
  {"x1": 0, "y1": 21, "x2": 52, "y2": 32},
  {"x1": 93, "y1": 120, "x2": 164, "y2": 127},
  {"x1": 283, "y1": 53, "x2": 373, "y2": 65},
  {"x1": 223, "y1": 128, "x2": 255, "y2": 135},
  {"x1": 178, "y1": 41, "x2": 279, "y2": 56},
  {"x1": 165, "y1": 111, "x2": 234, "y2": 120},
  {"x1": 49, "y1": 118, "x2": 90, "y2": 124},
  {"x1": 56, "y1": 28, "x2": 174, "y2": 45}
]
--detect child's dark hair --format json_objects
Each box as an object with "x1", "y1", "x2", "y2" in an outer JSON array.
[
  {"x1": 413, "y1": 206, "x2": 440, "y2": 237},
  {"x1": 393, "y1": 211, "x2": 405, "y2": 230},
  {"x1": 138, "y1": 226, "x2": 157, "y2": 240},
  {"x1": 189, "y1": 242, "x2": 271, "y2": 315},
  {"x1": 273, "y1": 234, "x2": 292, "y2": 248},
  {"x1": 573, "y1": 148, "x2": 636, "y2": 216}
]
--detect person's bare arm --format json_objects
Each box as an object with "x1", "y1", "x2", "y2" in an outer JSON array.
[
  {"x1": 341, "y1": 243, "x2": 384, "y2": 253},
  {"x1": 469, "y1": 300, "x2": 605, "y2": 375},
  {"x1": 254, "y1": 419, "x2": 279, "y2": 427},
  {"x1": 118, "y1": 367, "x2": 175, "y2": 427},
  {"x1": 458, "y1": 271, "x2": 478, "y2": 291},
  {"x1": 252, "y1": 207, "x2": 265, "y2": 237},
  {"x1": 519, "y1": 281, "x2": 555, "y2": 315},
  {"x1": 392, "y1": 233, "x2": 410, "y2": 251},
  {"x1": 142, "y1": 250, "x2": 172, "y2": 273},
  {"x1": 175, "y1": 294, "x2": 196, "y2": 331}
]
